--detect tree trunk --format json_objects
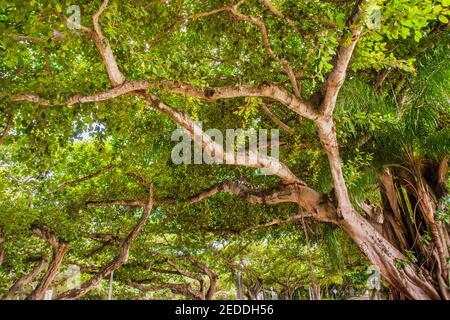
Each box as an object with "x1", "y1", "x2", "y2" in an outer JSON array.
[{"x1": 317, "y1": 118, "x2": 446, "y2": 300}]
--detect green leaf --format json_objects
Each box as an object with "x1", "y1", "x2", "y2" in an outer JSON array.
[{"x1": 438, "y1": 15, "x2": 449, "y2": 23}]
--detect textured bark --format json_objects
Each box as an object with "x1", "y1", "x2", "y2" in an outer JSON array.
[
  {"x1": 261, "y1": 104, "x2": 292, "y2": 132},
  {"x1": 2, "y1": 258, "x2": 48, "y2": 300},
  {"x1": 138, "y1": 91, "x2": 304, "y2": 184}
]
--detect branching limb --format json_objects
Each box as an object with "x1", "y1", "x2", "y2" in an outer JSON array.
[
  {"x1": 183, "y1": 181, "x2": 298, "y2": 205},
  {"x1": 2, "y1": 258, "x2": 49, "y2": 300},
  {"x1": 259, "y1": 0, "x2": 298, "y2": 31},
  {"x1": 127, "y1": 278, "x2": 203, "y2": 300},
  {"x1": 137, "y1": 91, "x2": 303, "y2": 184},
  {"x1": 0, "y1": 114, "x2": 14, "y2": 145},
  {"x1": 320, "y1": 0, "x2": 365, "y2": 117},
  {"x1": 57, "y1": 185, "x2": 154, "y2": 300},
  {"x1": 27, "y1": 226, "x2": 68, "y2": 300},
  {"x1": 242, "y1": 213, "x2": 312, "y2": 233}
]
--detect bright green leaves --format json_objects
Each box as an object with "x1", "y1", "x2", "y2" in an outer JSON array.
[
  {"x1": 354, "y1": 0, "x2": 448, "y2": 73},
  {"x1": 342, "y1": 148, "x2": 374, "y2": 191},
  {"x1": 233, "y1": 97, "x2": 262, "y2": 129}
]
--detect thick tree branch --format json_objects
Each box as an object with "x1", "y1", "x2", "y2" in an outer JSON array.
[
  {"x1": 156, "y1": 81, "x2": 317, "y2": 120},
  {"x1": 184, "y1": 181, "x2": 297, "y2": 205},
  {"x1": 12, "y1": 80, "x2": 150, "y2": 106}
]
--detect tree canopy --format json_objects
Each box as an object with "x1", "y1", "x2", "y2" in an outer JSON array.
[{"x1": 0, "y1": 0, "x2": 449, "y2": 300}]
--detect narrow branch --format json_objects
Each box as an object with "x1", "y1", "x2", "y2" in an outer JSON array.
[
  {"x1": 127, "y1": 278, "x2": 202, "y2": 300},
  {"x1": 12, "y1": 79, "x2": 318, "y2": 122},
  {"x1": 183, "y1": 255, "x2": 217, "y2": 300},
  {"x1": 259, "y1": 0, "x2": 297, "y2": 30},
  {"x1": 91, "y1": 0, "x2": 125, "y2": 86},
  {"x1": 227, "y1": 3, "x2": 301, "y2": 97},
  {"x1": 164, "y1": 258, "x2": 204, "y2": 283},
  {"x1": 88, "y1": 233, "x2": 122, "y2": 243},
  {"x1": 184, "y1": 181, "x2": 299, "y2": 205},
  {"x1": 126, "y1": 172, "x2": 153, "y2": 190},
  {"x1": 172, "y1": 180, "x2": 337, "y2": 222},
  {"x1": 55, "y1": 164, "x2": 115, "y2": 191},
  {"x1": 0, "y1": 115, "x2": 14, "y2": 145},
  {"x1": 320, "y1": 0, "x2": 365, "y2": 117},
  {"x1": 260, "y1": 104, "x2": 292, "y2": 132},
  {"x1": 30, "y1": 225, "x2": 60, "y2": 250},
  {"x1": 137, "y1": 91, "x2": 303, "y2": 184}
]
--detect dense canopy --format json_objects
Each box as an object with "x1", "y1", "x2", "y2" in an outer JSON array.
[{"x1": 0, "y1": 0, "x2": 449, "y2": 300}]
